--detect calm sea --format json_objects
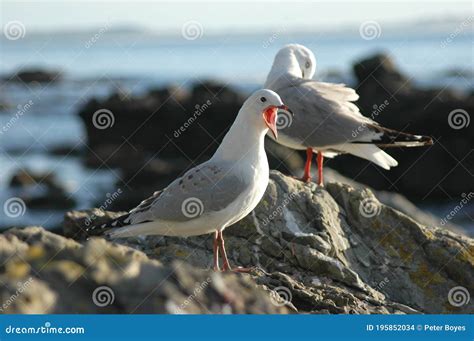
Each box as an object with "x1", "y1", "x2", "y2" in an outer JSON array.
[{"x1": 0, "y1": 29, "x2": 472, "y2": 230}]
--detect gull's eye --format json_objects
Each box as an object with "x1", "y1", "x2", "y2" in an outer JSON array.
[
  {"x1": 260, "y1": 97, "x2": 267, "y2": 103},
  {"x1": 305, "y1": 61, "x2": 311, "y2": 69}
]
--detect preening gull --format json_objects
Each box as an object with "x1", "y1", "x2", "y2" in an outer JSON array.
[{"x1": 265, "y1": 44, "x2": 433, "y2": 185}]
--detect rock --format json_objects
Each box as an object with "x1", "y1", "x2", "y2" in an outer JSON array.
[
  {"x1": 61, "y1": 171, "x2": 473, "y2": 314},
  {"x1": 9, "y1": 169, "x2": 62, "y2": 190},
  {"x1": 323, "y1": 168, "x2": 469, "y2": 237},
  {"x1": 8, "y1": 169, "x2": 76, "y2": 210},
  {"x1": 332, "y1": 53, "x2": 474, "y2": 201},
  {"x1": 0, "y1": 227, "x2": 287, "y2": 314},
  {"x1": 6, "y1": 69, "x2": 62, "y2": 83},
  {"x1": 353, "y1": 53, "x2": 410, "y2": 92}
]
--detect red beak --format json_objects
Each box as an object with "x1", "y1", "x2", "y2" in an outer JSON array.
[{"x1": 263, "y1": 105, "x2": 292, "y2": 139}]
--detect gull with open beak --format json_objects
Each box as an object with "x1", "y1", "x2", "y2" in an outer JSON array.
[{"x1": 87, "y1": 89, "x2": 291, "y2": 272}]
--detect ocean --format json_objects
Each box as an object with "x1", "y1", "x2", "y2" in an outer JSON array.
[{"x1": 0, "y1": 28, "x2": 472, "y2": 230}]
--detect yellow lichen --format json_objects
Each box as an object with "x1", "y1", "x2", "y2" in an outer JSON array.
[
  {"x1": 5, "y1": 260, "x2": 30, "y2": 279},
  {"x1": 26, "y1": 245, "x2": 45, "y2": 260},
  {"x1": 44, "y1": 260, "x2": 85, "y2": 282}
]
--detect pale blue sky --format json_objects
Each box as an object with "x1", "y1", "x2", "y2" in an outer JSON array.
[{"x1": 1, "y1": 1, "x2": 472, "y2": 33}]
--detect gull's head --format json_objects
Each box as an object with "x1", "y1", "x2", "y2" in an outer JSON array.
[
  {"x1": 241, "y1": 89, "x2": 292, "y2": 139},
  {"x1": 274, "y1": 44, "x2": 316, "y2": 79}
]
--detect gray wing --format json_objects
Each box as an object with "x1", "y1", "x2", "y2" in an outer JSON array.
[
  {"x1": 125, "y1": 161, "x2": 249, "y2": 224},
  {"x1": 274, "y1": 78, "x2": 381, "y2": 147}
]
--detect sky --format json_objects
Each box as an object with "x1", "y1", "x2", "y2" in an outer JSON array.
[{"x1": 1, "y1": 1, "x2": 472, "y2": 33}]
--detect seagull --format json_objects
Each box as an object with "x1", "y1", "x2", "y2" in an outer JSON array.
[
  {"x1": 87, "y1": 89, "x2": 292, "y2": 272},
  {"x1": 264, "y1": 44, "x2": 433, "y2": 185}
]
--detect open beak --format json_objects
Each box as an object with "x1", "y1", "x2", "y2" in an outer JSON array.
[{"x1": 263, "y1": 105, "x2": 293, "y2": 139}]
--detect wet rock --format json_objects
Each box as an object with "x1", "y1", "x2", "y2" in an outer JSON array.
[
  {"x1": 329, "y1": 53, "x2": 474, "y2": 201},
  {"x1": 8, "y1": 169, "x2": 76, "y2": 210},
  {"x1": 0, "y1": 227, "x2": 287, "y2": 314},
  {"x1": 63, "y1": 171, "x2": 473, "y2": 314},
  {"x1": 6, "y1": 69, "x2": 62, "y2": 83},
  {"x1": 9, "y1": 169, "x2": 62, "y2": 190},
  {"x1": 323, "y1": 168, "x2": 469, "y2": 237}
]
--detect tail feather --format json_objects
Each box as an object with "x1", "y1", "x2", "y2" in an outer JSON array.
[
  {"x1": 106, "y1": 221, "x2": 158, "y2": 239},
  {"x1": 357, "y1": 124, "x2": 433, "y2": 147},
  {"x1": 336, "y1": 144, "x2": 398, "y2": 170},
  {"x1": 86, "y1": 212, "x2": 153, "y2": 238}
]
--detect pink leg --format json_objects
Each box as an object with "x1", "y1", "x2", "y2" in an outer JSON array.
[
  {"x1": 317, "y1": 151, "x2": 324, "y2": 186},
  {"x1": 302, "y1": 148, "x2": 313, "y2": 182},
  {"x1": 218, "y1": 231, "x2": 253, "y2": 273},
  {"x1": 218, "y1": 231, "x2": 231, "y2": 271},
  {"x1": 213, "y1": 231, "x2": 220, "y2": 271}
]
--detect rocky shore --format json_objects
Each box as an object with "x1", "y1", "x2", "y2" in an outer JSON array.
[
  {"x1": 76, "y1": 53, "x2": 473, "y2": 205},
  {"x1": 1, "y1": 172, "x2": 472, "y2": 314}
]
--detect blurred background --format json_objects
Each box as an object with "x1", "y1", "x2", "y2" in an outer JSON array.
[{"x1": 0, "y1": 1, "x2": 472, "y2": 235}]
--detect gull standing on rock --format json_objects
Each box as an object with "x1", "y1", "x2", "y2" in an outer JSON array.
[
  {"x1": 265, "y1": 44, "x2": 433, "y2": 185},
  {"x1": 87, "y1": 89, "x2": 292, "y2": 272}
]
